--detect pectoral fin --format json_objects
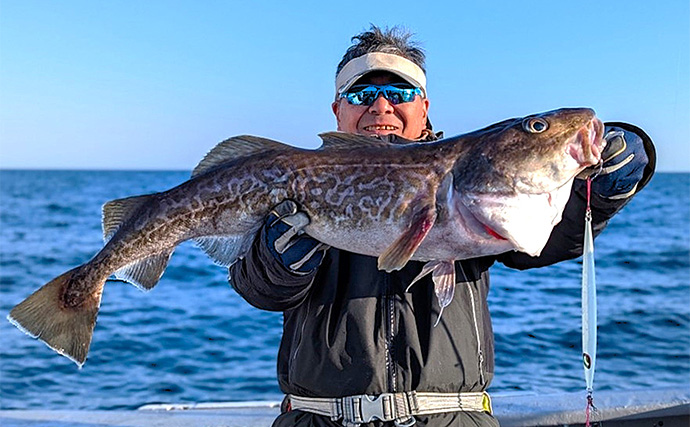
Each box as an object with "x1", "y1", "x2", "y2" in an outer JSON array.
[
  {"x1": 429, "y1": 262, "x2": 456, "y2": 326},
  {"x1": 377, "y1": 205, "x2": 436, "y2": 272}
]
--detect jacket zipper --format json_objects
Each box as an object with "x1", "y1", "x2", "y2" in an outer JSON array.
[
  {"x1": 466, "y1": 283, "x2": 486, "y2": 386},
  {"x1": 384, "y1": 275, "x2": 397, "y2": 391},
  {"x1": 389, "y1": 295, "x2": 397, "y2": 391}
]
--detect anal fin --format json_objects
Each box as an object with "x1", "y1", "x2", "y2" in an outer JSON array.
[
  {"x1": 194, "y1": 235, "x2": 244, "y2": 267},
  {"x1": 377, "y1": 204, "x2": 436, "y2": 272},
  {"x1": 113, "y1": 249, "x2": 173, "y2": 291}
]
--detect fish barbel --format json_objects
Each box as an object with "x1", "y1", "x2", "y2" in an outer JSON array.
[{"x1": 8, "y1": 107, "x2": 604, "y2": 366}]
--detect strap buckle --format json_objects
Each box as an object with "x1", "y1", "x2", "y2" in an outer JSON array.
[
  {"x1": 341, "y1": 393, "x2": 396, "y2": 424},
  {"x1": 287, "y1": 390, "x2": 491, "y2": 425}
]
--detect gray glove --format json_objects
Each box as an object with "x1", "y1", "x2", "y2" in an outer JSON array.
[{"x1": 264, "y1": 200, "x2": 329, "y2": 274}]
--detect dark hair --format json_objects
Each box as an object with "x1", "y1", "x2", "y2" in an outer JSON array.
[{"x1": 336, "y1": 25, "x2": 426, "y2": 76}]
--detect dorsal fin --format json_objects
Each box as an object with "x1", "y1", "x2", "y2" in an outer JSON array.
[
  {"x1": 192, "y1": 135, "x2": 293, "y2": 178},
  {"x1": 102, "y1": 194, "x2": 155, "y2": 243},
  {"x1": 318, "y1": 131, "x2": 399, "y2": 149}
]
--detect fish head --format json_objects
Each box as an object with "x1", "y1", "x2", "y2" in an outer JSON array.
[{"x1": 450, "y1": 108, "x2": 605, "y2": 256}]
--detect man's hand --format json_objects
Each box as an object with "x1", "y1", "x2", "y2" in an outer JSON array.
[
  {"x1": 264, "y1": 200, "x2": 329, "y2": 275},
  {"x1": 579, "y1": 122, "x2": 650, "y2": 199}
]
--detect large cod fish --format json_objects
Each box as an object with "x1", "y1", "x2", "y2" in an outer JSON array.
[{"x1": 9, "y1": 108, "x2": 604, "y2": 366}]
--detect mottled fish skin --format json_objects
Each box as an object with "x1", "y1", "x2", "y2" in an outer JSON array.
[
  {"x1": 8, "y1": 107, "x2": 604, "y2": 365},
  {"x1": 91, "y1": 142, "x2": 453, "y2": 283}
]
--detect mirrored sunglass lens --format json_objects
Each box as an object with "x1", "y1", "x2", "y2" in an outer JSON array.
[
  {"x1": 344, "y1": 85, "x2": 419, "y2": 105},
  {"x1": 402, "y1": 88, "x2": 418, "y2": 102},
  {"x1": 346, "y1": 90, "x2": 370, "y2": 105},
  {"x1": 387, "y1": 88, "x2": 418, "y2": 104},
  {"x1": 360, "y1": 89, "x2": 379, "y2": 105},
  {"x1": 384, "y1": 89, "x2": 403, "y2": 104},
  {"x1": 345, "y1": 92, "x2": 363, "y2": 105},
  {"x1": 346, "y1": 87, "x2": 379, "y2": 105}
]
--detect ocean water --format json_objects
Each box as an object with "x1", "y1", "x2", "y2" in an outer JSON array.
[{"x1": 0, "y1": 170, "x2": 688, "y2": 410}]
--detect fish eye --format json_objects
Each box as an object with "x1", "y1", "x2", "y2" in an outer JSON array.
[{"x1": 522, "y1": 118, "x2": 549, "y2": 133}]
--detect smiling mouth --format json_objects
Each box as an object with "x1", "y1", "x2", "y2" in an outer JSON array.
[{"x1": 363, "y1": 125, "x2": 398, "y2": 131}]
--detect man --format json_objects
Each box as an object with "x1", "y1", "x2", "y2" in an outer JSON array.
[{"x1": 229, "y1": 26, "x2": 655, "y2": 426}]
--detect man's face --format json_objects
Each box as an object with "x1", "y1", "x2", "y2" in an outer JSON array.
[{"x1": 332, "y1": 72, "x2": 430, "y2": 140}]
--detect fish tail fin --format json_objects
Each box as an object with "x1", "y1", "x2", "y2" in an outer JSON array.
[{"x1": 7, "y1": 266, "x2": 104, "y2": 367}]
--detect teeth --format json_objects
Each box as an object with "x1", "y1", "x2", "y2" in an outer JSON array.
[{"x1": 365, "y1": 125, "x2": 397, "y2": 131}]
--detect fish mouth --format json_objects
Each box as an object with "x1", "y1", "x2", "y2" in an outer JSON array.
[
  {"x1": 569, "y1": 117, "x2": 605, "y2": 167},
  {"x1": 510, "y1": 116, "x2": 605, "y2": 196}
]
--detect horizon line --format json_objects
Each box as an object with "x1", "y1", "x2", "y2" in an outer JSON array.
[{"x1": 1, "y1": 167, "x2": 689, "y2": 174}]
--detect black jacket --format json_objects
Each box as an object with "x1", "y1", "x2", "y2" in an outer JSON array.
[{"x1": 229, "y1": 125, "x2": 656, "y2": 426}]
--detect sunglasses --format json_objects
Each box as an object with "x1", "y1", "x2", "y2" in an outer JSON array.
[{"x1": 340, "y1": 84, "x2": 423, "y2": 106}]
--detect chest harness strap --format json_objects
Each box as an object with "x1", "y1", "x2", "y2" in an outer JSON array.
[{"x1": 286, "y1": 391, "x2": 492, "y2": 426}]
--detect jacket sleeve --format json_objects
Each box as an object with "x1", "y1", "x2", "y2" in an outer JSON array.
[
  {"x1": 228, "y1": 226, "x2": 317, "y2": 311},
  {"x1": 499, "y1": 126, "x2": 656, "y2": 270}
]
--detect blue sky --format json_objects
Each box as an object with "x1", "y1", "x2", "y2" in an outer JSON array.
[{"x1": 1, "y1": 1, "x2": 688, "y2": 171}]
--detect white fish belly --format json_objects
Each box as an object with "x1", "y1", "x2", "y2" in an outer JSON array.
[
  {"x1": 305, "y1": 214, "x2": 515, "y2": 263},
  {"x1": 415, "y1": 221, "x2": 515, "y2": 261},
  {"x1": 305, "y1": 223, "x2": 404, "y2": 258}
]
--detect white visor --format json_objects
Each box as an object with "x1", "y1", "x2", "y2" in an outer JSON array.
[{"x1": 335, "y1": 52, "x2": 427, "y2": 98}]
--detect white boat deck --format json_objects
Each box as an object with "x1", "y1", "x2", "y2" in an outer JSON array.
[{"x1": 1, "y1": 387, "x2": 688, "y2": 426}]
